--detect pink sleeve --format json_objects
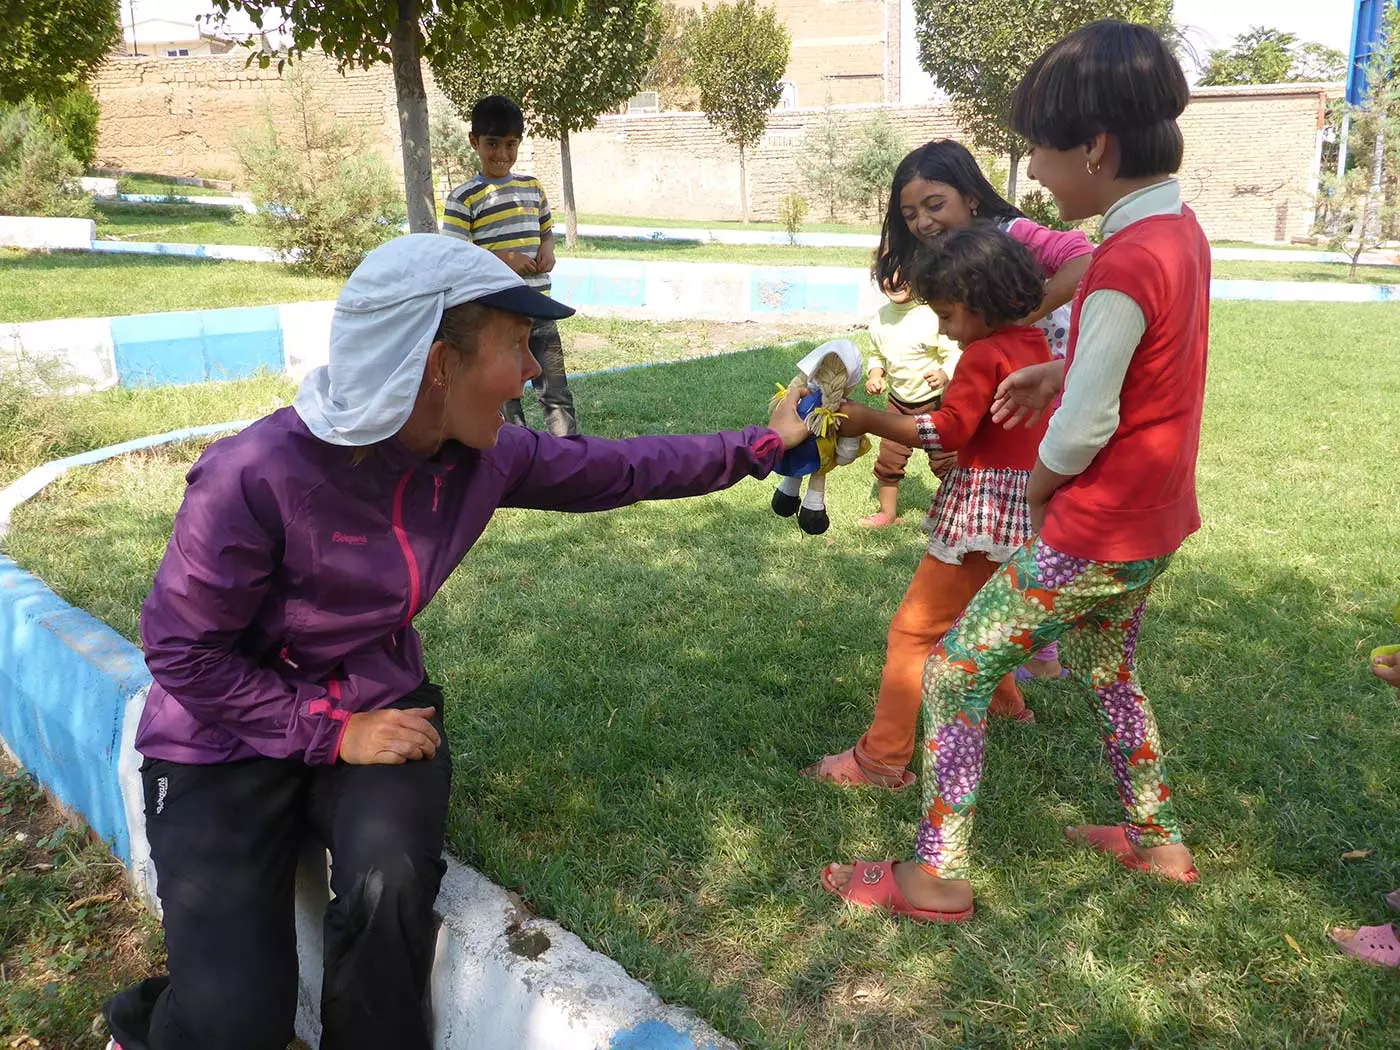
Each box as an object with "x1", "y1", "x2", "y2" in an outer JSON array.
[{"x1": 1005, "y1": 218, "x2": 1094, "y2": 275}]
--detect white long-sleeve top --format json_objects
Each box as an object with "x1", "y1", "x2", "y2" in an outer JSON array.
[{"x1": 1038, "y1": 180, "x2": 1183, "y2": 476}]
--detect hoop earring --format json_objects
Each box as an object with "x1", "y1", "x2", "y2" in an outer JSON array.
[{"x1": 1086, "y1": 160, "x2": 1100, "y2": 176}]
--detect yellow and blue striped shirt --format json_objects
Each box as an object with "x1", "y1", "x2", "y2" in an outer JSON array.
[{"x1": 442, "y1": 173, "x2": 553, "y2": 292}]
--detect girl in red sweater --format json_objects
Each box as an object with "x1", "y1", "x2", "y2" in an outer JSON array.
[
  {"x1": 803, "y1": 224, "x2": 1050, "y2": 790},
  {"x1": 822, "y1": 19, "x2": 1203, "y2": 922}
]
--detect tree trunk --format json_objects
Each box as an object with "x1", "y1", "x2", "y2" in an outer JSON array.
[
  {"x1": 1007, "y1": 145, "x2": 1020, "y2": 205},
  {"x1": 739, "y1": 145, "x2": 750, "y2": 224},
  {"x1": 391, "y1": 0, "x2": 437, "y2": 234},
  {"x1": 560, "y1": 128, "x2": 579, "y2": 249}
]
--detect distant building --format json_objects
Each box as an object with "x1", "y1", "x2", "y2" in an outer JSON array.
[
  {"x1": 121, "y1": 17, "x2": 239, "y2": 58},
  {"x1": 673, "y1": 0, "x2": 939, "y2": 109}
]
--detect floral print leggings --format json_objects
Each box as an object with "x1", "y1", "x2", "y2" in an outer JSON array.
[{"x1": 916, "y1": 538, "x2": 1183, "y2": 880}]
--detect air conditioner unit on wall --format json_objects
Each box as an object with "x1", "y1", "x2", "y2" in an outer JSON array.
[{"x1": 626, "y1": 91, "x2": 660, "y2": 114}]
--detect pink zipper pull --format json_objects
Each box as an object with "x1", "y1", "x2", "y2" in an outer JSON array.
[
  {"x1": 432, "y1": 475, "x2": 442, "y2": 513},
  {"x1": 280, "y1": 647, "x2": 300, "y2": 669}
]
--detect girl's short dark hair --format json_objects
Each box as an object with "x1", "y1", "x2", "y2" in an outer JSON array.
[
  {"x1": 471, "y1": 95, "x2": 525, "y2": 138},
  {"x1": 1011, "y1": 20, "x2": 1189, "y2": 179},
  {"x1": 912, "y1": 223, "x2": 1045, "y2": 329},
  {"x1": 874, "y1": 139, "x2": 1021, "y2": 294}
]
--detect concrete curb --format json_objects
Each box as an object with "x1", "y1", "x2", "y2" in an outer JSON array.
[
  {"x1": 6, "y1": 261, "x2": 1399, "y2": 395},
  {"x1": 0, "y1": 423, "x2": 741, "y2": 1049}
]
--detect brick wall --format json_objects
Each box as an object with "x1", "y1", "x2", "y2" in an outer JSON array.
[
  {"x1": 90, "y1": 54, "x2": 410, "y2": 178},
  {"x1": 527, "y1": 85, "x2": 1329, "y2": 242},
  {"x1": 90, "y1": 52, "x2": 1329, "y2": 244}
]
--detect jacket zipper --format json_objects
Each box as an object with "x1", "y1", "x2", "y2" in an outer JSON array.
[{"x1": 392, "y1": 470, "x2": 423, "y2": 628}]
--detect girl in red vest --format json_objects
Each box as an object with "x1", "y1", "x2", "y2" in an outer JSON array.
[
  {"x1": 803, "y1": 224, "x2": 1051, "y2": 791},
  {"x1": 822, "y1": 19, "x2": 1205, "y2": 922}
]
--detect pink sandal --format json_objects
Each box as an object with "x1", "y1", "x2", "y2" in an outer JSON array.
[
  {"x1": 1066, "y1": 824, "x2": 1200, "y2": 884},
  {"x1": 801, "y1": 748, "x2": 915, "y2": 791},
  {"x1": 1330, "y1": 924, "x2": 1400, "y2": 967},
  {"x1": 821, "y1": 860, "x2": 973, "y2": 924}
]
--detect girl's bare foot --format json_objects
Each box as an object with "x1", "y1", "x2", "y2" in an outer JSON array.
[
  {"x1": 1066, "y1": 824, "x2": 1197, "y2": 880},
  {"x1": 858, "y1": 511, "x2": 903, "y2": 528},
  {"x1": 1027, "y1": 656, "x2": 1065, "y2": 679},
  {"x1": 823, "y1": 859, "x2": 974, "y2": 913}
]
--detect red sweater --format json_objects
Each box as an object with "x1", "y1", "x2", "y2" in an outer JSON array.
[
  {"x1": 1042, "y1": 207, "x2": 1211, "y2": 562},
  {"x1": 915, "y1": 325, "x2": 1051, "y2": 466}
]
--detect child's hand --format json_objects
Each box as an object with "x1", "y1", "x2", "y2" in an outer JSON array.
[
  {"x1": 497, "y1": 251, "x2": 538, "y2": 276},
  {"x1": 834, "y1": 400, "x2": 878, "y2": 437},
  {"x1": 992, "y1": 361, "x2": 1065, "y2": 429},
  {"x1": 923, "y1": 368, "x2": 950, "y2": 397},
  {"x1": 866, "y1": 371, "x2": 886, "y2": 395},
  {"x1": 535, "y1": 244, "x2": 556, "y2": 273},
  {"x1": 1373, "y1": 650, "x2": 1400, "y2": 690}
]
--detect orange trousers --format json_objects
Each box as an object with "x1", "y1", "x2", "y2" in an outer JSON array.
[{"x1": 854, "y1": 552, "x2": 1025, "y2": 780}]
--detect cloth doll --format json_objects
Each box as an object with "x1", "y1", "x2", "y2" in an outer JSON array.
[{"x1": 769, "y1": 339, "x2": 871, "y2": 535}]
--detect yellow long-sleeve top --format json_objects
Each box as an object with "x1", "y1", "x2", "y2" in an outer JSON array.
[{"x1": 867, "y1": 299, "x2": 962, "y2": 405}]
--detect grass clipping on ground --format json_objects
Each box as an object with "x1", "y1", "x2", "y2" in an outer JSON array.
[{"x1": 5, "y1": 304, "x2": 1400, "y2": 1049}]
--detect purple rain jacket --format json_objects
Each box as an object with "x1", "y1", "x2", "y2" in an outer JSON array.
[{"x1": 135, "y1": 407, "x2": 785, "y2": 765}]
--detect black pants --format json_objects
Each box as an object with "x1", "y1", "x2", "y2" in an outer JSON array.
[
  {"x1": 104, "y1": 684, "x2": 451, "y2": 1050},
  {"x1": 504, "y1": 319, "x2": 578, "y2": 437}
]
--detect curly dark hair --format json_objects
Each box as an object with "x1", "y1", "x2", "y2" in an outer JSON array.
[
  {"x1": 911, "y1": 223, "x2": 1045, "y2": 328},
  {"x1": 873, "y1": 139, "x2": 1021, "y2": 295}
]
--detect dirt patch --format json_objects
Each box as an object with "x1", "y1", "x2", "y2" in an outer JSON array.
[{"x1": 0, "y1": 754, "x2": 162, "y2": 1049}]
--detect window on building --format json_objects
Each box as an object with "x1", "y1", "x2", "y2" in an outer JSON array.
[
  {"x1": 775, "y1": 80, "x2": 798, "y2": 109},
  {"x1": 166, "y1": 48, "x2": 190, "y2": 57}
]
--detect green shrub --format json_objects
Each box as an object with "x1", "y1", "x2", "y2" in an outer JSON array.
[
  {"x1": 45, "y1": 85, "x2": 101, "y2": 169},
  {"x1": 233, "y1": 69, "x2": 405, "y2": 277},
  {"x1": 841, "y1": 113, "x2": 905, "y2": 222},
  {"x1": 1018, "y1": 189, "x2": 1070, "y2": 231},
  {"x1": 0, "y1": 101, "x2": 93, "y2": 218},
  {"x1": 777, "y1": 192, "x2": 807, "y2": 244}
]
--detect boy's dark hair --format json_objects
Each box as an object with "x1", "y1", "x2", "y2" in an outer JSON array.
[
  {"x1": 471, "y1": 95, "x2": 525, "y2": 138},
  {"x1": 1011, "y1": 20, "x2": 1189, "y2": 179},
  {"x1": 874, "y1": 139, "x2": 1021, "y2": 295},
  {"x1": 912, "y1": 223, "x2": 1045, "y2": 329}
]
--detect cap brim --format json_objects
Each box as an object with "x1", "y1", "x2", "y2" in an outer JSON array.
[{"x1": 475, "y1": 285, "x2": 576, "y2": 321}]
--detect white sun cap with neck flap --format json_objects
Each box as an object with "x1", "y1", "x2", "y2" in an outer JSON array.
[{"x1": 293, "y1": 233, "x2": 575, "y2": 447}]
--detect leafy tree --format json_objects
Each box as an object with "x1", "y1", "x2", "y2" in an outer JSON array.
[
  {"x1": 1199, "y1": 26, "x2": 1346, "y2": 86},
  {"x1": 429, "y1": 103, "x2": 477, "y2": 200},
  {"x1": 234, "y1": 66, "x2": 405, "y2": 276},
  {"x1": 1319, "y1": 6, "x2": 1400, "y2": 277},
  {"x1": 430, "y1": 0, "x2": 660, "y2": 246},
  {"x1": 684, "y1": 0, "x2": 790, "y2": 222},
  {"x1": 841, "y1": 112, "x2": 905, "y2": 222},
  {"x1": 0, "y1": 101, "x2": 94, "y2": 218},
  {"x1": 801, "y1": 101, "x2": 850, "y2": 222},
  {"x1": 210, "y1": 0, "x2": 569, "y2": 234},
  {"x1": 1, "y1": 0, "x2": 122, "y2": 105},
  {"x1": 912, "y1": 0, "x2": 1173, "y2": 201},
  {"x1": 641, "y1": 2, "x2": 698, "y2": 111}
]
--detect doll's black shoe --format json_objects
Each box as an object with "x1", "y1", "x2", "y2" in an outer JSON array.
[
  {"x1": 771, "y1": 488, "x2": 800, "y2": 517},
  {"x1": 798, "y1": 506, "x2": 830, "y2": 534}
]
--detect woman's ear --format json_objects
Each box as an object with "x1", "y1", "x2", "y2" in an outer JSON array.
[
  {"x1": 424, "y1": 340, "x2": 452, "y2": 389},
  {"x1": 1085, "y1": 133, "x2": 1111, "y2": 176}
]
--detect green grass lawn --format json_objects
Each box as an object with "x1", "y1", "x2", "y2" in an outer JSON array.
[
  {"x1": 113, "y1": 175, "x2": 238, "y2": 197},
  {"x1": 6, "y1": 302, "x2": 1399, "y2": 1048},
  {"x1": 8, "y1": 243, "x2": 1400, "y2": 329},
  {"x1": 94, "y1": 201, "x2": 269, "y2": 247},
  {"x1": 0, "y1": 320, "x2": 836, "y2": 485}
]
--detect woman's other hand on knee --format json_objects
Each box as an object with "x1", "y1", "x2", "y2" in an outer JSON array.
[{"x1": 340, "y1": 707, "x2": 441, "y2": 764}]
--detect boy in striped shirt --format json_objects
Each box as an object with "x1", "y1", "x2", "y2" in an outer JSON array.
[{"x1": 443, "y1": 95, "x2": 578, "y2": 436}]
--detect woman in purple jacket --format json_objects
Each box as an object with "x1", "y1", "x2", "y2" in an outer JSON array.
[{"x1": 104, "y1": 234, "x2": 808, "y2": 1050}]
